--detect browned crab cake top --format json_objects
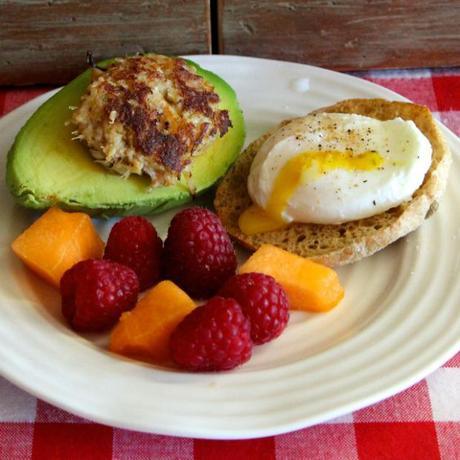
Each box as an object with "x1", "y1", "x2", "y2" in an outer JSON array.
[{"x1": 71, "y1": 54, "x2": 231, "y2": 186}]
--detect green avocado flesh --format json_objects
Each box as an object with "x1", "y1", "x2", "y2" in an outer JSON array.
[{"x1": 6, "y1": 59, "x2": 245, "y2": 217}]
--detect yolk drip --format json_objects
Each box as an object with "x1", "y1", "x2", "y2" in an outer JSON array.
[{"x1": 239, "y1": 150, "x2": 383, "y2": 236}]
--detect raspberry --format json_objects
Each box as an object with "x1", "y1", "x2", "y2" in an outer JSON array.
[
  {"x1": 163, "y1": 207, "x2": 237, "y2": 298},
  {"x1": 104, "y1": 216, "x2": 163, "y2": 291},
  {"x1": 219, "y1": 273, "x2": 289, "y2": 344},
  {"x1": 170, "y1": 297, "x2": 252, "y2": 371},
  {"x1": 60, "y1": 259, "x2": 139, "y2": 331}
]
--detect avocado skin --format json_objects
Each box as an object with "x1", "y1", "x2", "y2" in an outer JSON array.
[{"x1": 6, "y1": 58, "x2": 245, "y2": 217}]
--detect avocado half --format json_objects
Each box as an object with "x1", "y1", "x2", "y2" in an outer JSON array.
[{"x1": 6, "y1": 58, "x2": 245, "y2": 217}]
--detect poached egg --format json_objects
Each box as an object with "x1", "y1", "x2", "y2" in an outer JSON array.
[{"x1": 240, "y1": 113, "x2": 432, "y2": 235}]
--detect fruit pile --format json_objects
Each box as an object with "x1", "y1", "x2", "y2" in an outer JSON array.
[{"x1": 12, "y1": 207, "x2": 344, "y2": 372}]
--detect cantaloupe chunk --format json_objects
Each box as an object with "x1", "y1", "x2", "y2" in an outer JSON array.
[
  {"x1": 11, "y1": 207, "x2": 104, "y2": 287},
  {"x1": 110, "y1": 280, "x2": 196, "y2": 364},
  {"x1": 239, "y1": 244, "x2": 344, "y2": 312}
]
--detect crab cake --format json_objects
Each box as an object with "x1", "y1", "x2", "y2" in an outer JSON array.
[{"x1": 71, "y1": 54, "x2": 232, "y2": 187}]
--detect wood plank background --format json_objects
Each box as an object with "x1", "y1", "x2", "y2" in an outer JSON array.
[
  {"x1": 0, "y1": 0, "x2": 211, "y2": 85},
  {"x1": 1, "y1": 0, "x2": 460, "y2": 85},
  {"x1": 218, "y1": 0, "x2": 460, "y2": 71}
]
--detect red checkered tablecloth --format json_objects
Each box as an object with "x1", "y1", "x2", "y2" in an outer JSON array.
[{"x1": 0, "y1": 67, "x2": 459, "y2": 460}]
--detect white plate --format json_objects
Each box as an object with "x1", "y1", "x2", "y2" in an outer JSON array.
[{"x1": 0, "y1": 55, "x2": 459, "y2": 439}]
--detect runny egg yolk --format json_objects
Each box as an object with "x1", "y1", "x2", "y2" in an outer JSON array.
[{"x1": 239, "y1": 150, "x2": 383, "y2": 235}]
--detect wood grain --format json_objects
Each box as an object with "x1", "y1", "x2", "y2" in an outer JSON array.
[
  {"x1": 0, "y1": 0, "x2": 211, "y2": 85},
  {"x1": 219, "y1": 0, "x2": 460, "y2": 71}
]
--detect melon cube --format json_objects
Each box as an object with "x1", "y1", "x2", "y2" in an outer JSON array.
[
  {"x1": 110, "y1": 280, "x2": 196, "y2": 365},
  {"x1": 239, "y1": 244, "x2": 344, "y2": 312},
  {"x1": 11, "y1": 207, "x2": 104, "y2": 287}
]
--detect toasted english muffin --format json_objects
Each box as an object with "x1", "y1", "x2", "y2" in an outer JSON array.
[{"x1": 214, "y1": 99, "x2": 451, "y2": 266}]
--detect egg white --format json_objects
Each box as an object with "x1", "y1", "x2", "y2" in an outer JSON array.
[{"x1": 247, "y1": 113, "x2": 432, "y2": 224}]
